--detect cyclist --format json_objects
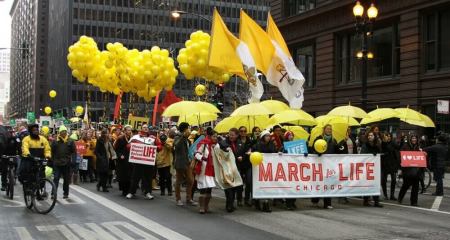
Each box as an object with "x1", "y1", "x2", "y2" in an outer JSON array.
[
  {"x1": 1, "y1": 128, "x2": 20, "y2": 191},
  {"x1": 19, "y1": 124, "x2": 51, "y2": 189}
]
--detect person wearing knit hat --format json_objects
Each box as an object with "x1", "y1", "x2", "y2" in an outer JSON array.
[
  {"x1": 51, "y1": 125, "x2": 76, "y2": 199},
  {"x1": 284, "y1": 131, "x2": 294, "y2": 142}
]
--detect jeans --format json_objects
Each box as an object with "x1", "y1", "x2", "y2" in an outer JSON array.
[
  {"x1": 175, "y1": 167, "x2": 193, "y2": 201},
  {"x1": 53, "y1": 165, "x2": 71, "y2": 196}
]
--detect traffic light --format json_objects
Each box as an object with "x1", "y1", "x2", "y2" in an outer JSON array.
[{"x1": 214, "y1": 84, "x2": 224, "y2": 112}]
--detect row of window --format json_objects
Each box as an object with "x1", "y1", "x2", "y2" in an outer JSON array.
[
  {"x1": 283, "y1": 0, "x2": 316, "y2": 17},
  {"x1": 291, "y1": 8, "x2": 450, "y2": 88}
]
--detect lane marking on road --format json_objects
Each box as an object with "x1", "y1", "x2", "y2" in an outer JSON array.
[
  {"x1": 431, "y1": 196, "x2": 443, "y2": 210},
  {"x1": 70, "y1": 185, "x2": 191, "y2": 240},
  {"x1": 348, "y1": 197, "x2": 450, "y2": 215},
  {"x1": 14, "y1": 227, "x2": 33, "y2": 240}
]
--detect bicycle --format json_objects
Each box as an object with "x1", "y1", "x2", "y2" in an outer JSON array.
[
  {"x1": 1, "y1": 155, "x2": 18, "y2": 200},
  {"x1": 22, "y1": 157, "x2": 57, "y2": 214},
  {"x1": 396, "y1": 168, "x2": 432, "y2": 191}
]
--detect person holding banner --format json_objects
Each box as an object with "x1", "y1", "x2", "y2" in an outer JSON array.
[
  {"x1": 194, "y1": 127, "x2": 218, "y2": 214},
  {"x1": 252, "y1": 130, "x2": 277, "y2": 212},
  {"x1": 95, "y1": 129, "x2": 117, "y2": 193},
  {"x1": 381, "y1": 132, "x2": 400, "y2": 200},
  {"x1": 311, "y1": 124, "x2": 337, "y2": 209},
  {"x1": 360, "y1": 131, "x2": 383, "y2": 208},
  {"x1": 113, "y1": 125, "x2": 133, "y2": 196},
  {"x1": 126, "y1": 124, "x2": 160, "y2": 200},
  {"x1": 398, "y1": 135, "x2": 421, "y2": 206}
]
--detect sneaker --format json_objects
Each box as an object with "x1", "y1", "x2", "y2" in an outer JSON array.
[
  {"x1": 145, "y1": 193, "x2": 154, "y2": 200},
  {"x1": 326, "y1": 206, "x2": 334, "y2": 209},
  {"x1": 176, "y1": 200, "x2": 184, "y2": 206},
  {"x1": 63, "y1": 195, "x2": 69, "y2": 199},
  {"x1": 126, "y1": 193, "x2": 134, "y2": 199},
  {"x1": 187, "y1": 200, "x2": 198, "y2": 206}
]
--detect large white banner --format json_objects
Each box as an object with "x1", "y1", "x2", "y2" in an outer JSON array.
[{"x1": 253, "y1": 154, "x2": 380, "y2": 199}]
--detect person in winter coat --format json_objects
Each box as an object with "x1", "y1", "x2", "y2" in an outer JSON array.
[
  {"x1": 398, "y1": 135, "x2": 422, "y2": 206},
  {"x1": 173, "y1": 122, "x2": 197, "y2": 206},
  {"x1": 271, "y1": 125, "x2": 284, "y2": 152},
  {"x1": 126, "y1": 124, "x2": 161, "y2": 200},
  {"x1": 380, "y1": 132, "x2": 400, "y2": 200},
  {"x1": 95, "y1": 129, "x2": 117, "y2": 192},
  {"x1": 220, "y1": 128, "x2": 241, "y2": 212},
  {"x1": 360, "y1": 131, "x2": 383, "y2": 207},
  {"x1": 252, "y1": 130, "x2": 277, "y2": 212},
  {"x1": 156, "y1": 131, "x2": 174, "y2": 196},
  {"x1": 79, "y1": 131, "x2": 97, "y2": 183},
  {"x1": 423, "y1": 133, "x2": 448, "y2": 196},
  {"x1": 113, "y1": 125, "x2": 133, "y2": 196},
  {"x1": 311, "y1": 124, "x2": 337, "y2": 209},
  {"x1": 236, "y1": 126, "x2": 253, "y2": 207},
  {"x1": 51, "y1": 125, "x2": 76, "y2": 199},
  {"x1": 1, "y1": 128, "x2": 20, "y2": 191},
  {"x1": 194, "y1": 127, "x2": 218, "y2": 214}
]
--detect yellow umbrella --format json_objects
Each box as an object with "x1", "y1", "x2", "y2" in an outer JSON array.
[
  {"x1": 162, "y1": 101, "x2": 220, "y2": 117},
  {"x1": 214, "y1": 115, "x2": 272, "y2": 133},
  {"x1": 284, "y1": 126, "x2": 310, "y2": 140},
  {"x1": 309, "y1": 122, "x2": 348, "y2": 147},
  {"x1": 360, "y1": 108, "x2": 399, "y2": 125},
  {"x1": 317, "y1": 115, "x2": 360, "y2": 127},
  {"x1": 395, "y1": 107, "x2": 423, "y2": 122},
  {"x1": 270, "y1": 109, "x2": 317, "y2": 126},
  {"x1": 260, "y1": 100, "x2": 290, "y2": 114},
  {"x1": 231, "y1": 103, "x2": 273, "y2": 116},
  {"x1": 178, "y1": 113, "x2": 218, "y2": 126},
  {"x1": 401, "y1": 113, "x2": 435, "y2": 128},
  {"x1": 328, "y1": 104, "x2": 369, "y2": 118}
]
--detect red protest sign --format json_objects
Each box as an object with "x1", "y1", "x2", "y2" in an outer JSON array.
[
  {"x1": 400, "y1": 151, "x2": 427, "y2": 167},
  {"x1": 129, "y1": 142, "x2": 157, "y2": 165},
  {"x1": 75, "y1": 142, "x2": 87, "y2": 155}
]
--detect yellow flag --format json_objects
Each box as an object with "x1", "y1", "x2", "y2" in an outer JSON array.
[
  {"x1": 208, "y1": 9, "x2": 244, "y2": 76},
  {"x1": 239, "y1": 10, "x2": 275, "y2": 76},
  {"x1": 266, "y1": 13, "x2": 291, "y2": 58}
]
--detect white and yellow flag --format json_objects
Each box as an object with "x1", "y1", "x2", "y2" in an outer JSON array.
[
  {"x1": 266, "y1": 13, "x2": 305, "y2": 109},
  {"x1": 208, "y1": 9, "x2": 264, "y2": 103}
]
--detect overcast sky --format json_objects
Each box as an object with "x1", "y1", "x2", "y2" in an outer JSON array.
[{"x1": 0, "y1": 0, "x2": 13, "y2": 48}]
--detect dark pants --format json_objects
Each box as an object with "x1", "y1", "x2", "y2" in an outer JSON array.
[
  {"x1": 225, "y1": 187, "x2": 237, "y2": 210},
  {"x1": 79, "y1": 156, "x2": 94, "y2": 182},
  {"x1": 398, "y1": 176, "x2": 419, "y2": 205},
  {"x1": 434, "y1": 168, "x2": 445, "y2": 195},
  {"x1": 311, "y1": 198, "x2": 331, "y2": 208},
  {"x1": 158, "y1": 166, "x2": 172, "y2": 194},
  {"x1": 129, "y1": 164, "x2": 154, "y2": 195},
  {"x1": 363, "y1": 196, "x2": 380, "y2": 204},
  {"x1": 97, "y1": 171, "x2": 108, "y2": 190},
  {"x1": 236, "y1": 167, "x2": 252, "y2": 202},
  {"x1": 199, "y1": 188, "x2": 212, "y2": 194},
  {"x1": 53, "y1": 165, "x2": 71, "y2": 196},
  {"x1": 1, "y1": 158, "x2": 8, "y2": 188},
  {"x1": 381, "y1": 170, "x2": 397, "y2": 198}
]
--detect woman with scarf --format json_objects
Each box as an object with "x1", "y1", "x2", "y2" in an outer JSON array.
[
  {"x1": 398, "y1": 134, "x2": 422, "y2": 206},
  {"x1": 381, "y1": 132, "x2": 400, "y2": 200},
  {"x1": 113, "y1": 125, "x2": 133, "y2": 196},
  {"x1": 94, "y1": 129, "x2": 117, "y2": 192},
  {"x1": 360, "y1": 131, "x2": 383, "y2": 207},
  {"x1": 194, "y1": 127, "x2": 218, "y2": 214},
  {"x1": 252, "y1": 130, "x2": 277, "y2": 212}
]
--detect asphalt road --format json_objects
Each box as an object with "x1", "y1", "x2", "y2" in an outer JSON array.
[{"x1": 0, "y1": 180, "x2": 449, "y2": 240}]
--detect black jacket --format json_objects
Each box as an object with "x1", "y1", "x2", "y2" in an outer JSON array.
[
  {"x1": 381, "y1": 141, "x2": 400, "y2": 173},
  {"x1": 173, "y1": 135, "x2": 190, "y2": 170},
  {"x1": 95, "y1": 138, "x2": 115, "y2": 173},
  {"x1": 424, "y1": 143, "x2": 448, "y2": 170},
  {"x1": 51, "y1": 137, "x2": 75, "y2": 167},
  {"x1": 252, "y1": 140, "x2": 277, "y2": 154},
  {"x1": 400, "y1": 143, "x2": 421, "y2": 178},
  {"x1": 236, "y1": 137, "x2": 253, "y2": 170},
  {"x1": 312, "y1": 136, "x2": 338, "y2": 154}
]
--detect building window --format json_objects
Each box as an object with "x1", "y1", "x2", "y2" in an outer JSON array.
[
  {"x1": 337, "y1": 24, "x2": 399, "y2": 84},
  {"x1": 424, "y1": 7, "x2": 450, "y2": 72},
  {"x1": 283, "y1": 0, "x2": 316, "y2": 17},
  {"x1": 293, "y1": 43, "x2": 315, "y2": 88}
]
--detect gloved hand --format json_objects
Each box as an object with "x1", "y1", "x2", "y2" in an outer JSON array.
[{"x1": 303, "y1": 153, "x2": 308, "y2": 157}]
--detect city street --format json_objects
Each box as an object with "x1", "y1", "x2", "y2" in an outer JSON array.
[{"x1": 1, "y1": 181, "x2": 450, "y2": 240}]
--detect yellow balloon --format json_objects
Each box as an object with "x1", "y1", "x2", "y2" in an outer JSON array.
[
  {"x1": 195, "y1": 84, "x2": 206, "y2": 96},
  {"x1": 314, "y1": 139, "x2": 328, "y2": 154},
  {"x1": 250, "y1": 152, "x2": 263, "y2": 166},
  {"x1": 44, "y1": 106, "x2": 52, "y2": 115},
  {"x1": 49, "y1": 90, "x2": 57, "y2": 98},
  {"x1": 75, "y1": 105, "x2": 84, "y2": 116},
  {"x1": 42, "y1": 126, "x2": 50, "y2": 135}
]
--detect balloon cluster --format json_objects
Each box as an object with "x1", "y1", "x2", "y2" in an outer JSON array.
[
  {"x1": 67, "y1": 36, "x2": 178, "y2": 102},
  {"x1": 177, "y1": 31, "x2": 231, "y2": 84}
]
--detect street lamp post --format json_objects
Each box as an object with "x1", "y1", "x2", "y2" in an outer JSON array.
[
  {"x1": 170, "y1": 10, "x2": 212, "y2": 23},
  {"x1": 353, "y1": 1, "x2": 378, "y2": 111}
]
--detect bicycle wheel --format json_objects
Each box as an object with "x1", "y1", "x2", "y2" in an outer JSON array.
[
  {"x1": 7, "y1": 168, "x2": 15, "y2": 199},
  {"x1": 23, "y1": 185, "x2": 33, "y2": 209},
  {"x1": 32, "y1": 178, "x2": 56, "y2": 214},
  {"x1": 424, "y1": 169, "x2": 432, "y2": 190}
]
